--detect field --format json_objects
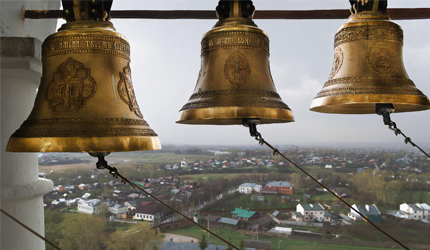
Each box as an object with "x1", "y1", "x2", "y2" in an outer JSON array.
[{"x1": 165, "y1": 225, "x2": 402, "y2": 250}]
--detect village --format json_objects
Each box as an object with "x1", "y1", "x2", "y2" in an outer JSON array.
[{"x1": 41, "y1": 146, "x2": 430, "y2": 249}]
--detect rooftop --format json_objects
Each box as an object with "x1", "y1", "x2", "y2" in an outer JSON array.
[
  {"x1": 231, "y1": 208, "x2": 257, "y2": 219},
  {"x1": 300, "y1": 204, "x2": 324, "y2": 211},
  {"x1": 266, "y1": 181, "x2": 292, "y2": 187}
]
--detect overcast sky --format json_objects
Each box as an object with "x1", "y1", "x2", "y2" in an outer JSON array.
[{"x1": 58, "y1": 0, "x2": 430, "y2": 148}]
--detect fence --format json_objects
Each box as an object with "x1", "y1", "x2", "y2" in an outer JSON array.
[
  {"x1": 287, "y1": 235, "x2": 430, "y2": 250},
  {"x1": 277, "y1": 220, "x2": 323, "y2": 227}
]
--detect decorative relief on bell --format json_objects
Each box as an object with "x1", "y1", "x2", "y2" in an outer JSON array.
[
  {"x1": 224, "y1": 52, "x2": 251, "y2": 88},
  {"x1": 334, "y1": 25, "x2": 403, "y2": 48},
  {"x1": 118, "y1": 63, "x2": 143, "y2": 118},
  {"x1": 367, "y1": 41, "x2": 393, "y2": 74},
  {"x1": 328, "y1": 47, "x2": 343, "y2": 80},
  {"x1": 46, "y1": 57, "x2": 96, "y2": 114}
]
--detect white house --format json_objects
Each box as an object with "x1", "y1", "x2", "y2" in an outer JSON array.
[
  {"x1": 348, "y1": 204, "x2": 383, "y2": 223},
  {"x1": 134, "y1": 204, "x2": 159, "y2": 221},
  {"x1": 296, "y1": 204, "x2": 327, "y2": 222},
  {"x1": 78, "y1": 199, "x2": 103, "y2": 214},
  {"x1": 108, "y1": 204, "x2": 128, "y2": 217},
  {"x1": 238, "y1": 183, "x2": 262, "y2": 194},
  {"x1": 417, "y1": 203, "x2": 430, "y2": 219},
  {"x1": 400, "y1": 203, "x2": 424, "y2": 220}
]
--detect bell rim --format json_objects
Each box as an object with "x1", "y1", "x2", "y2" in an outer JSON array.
[
  {"x1": 310, "y1": 94, "x2": 430, "y2": 114},
  {"x1": 6, "y1": 136, "x2": 161, "y2": 153},
  {"x1": 176, "y1": 107, "x2": 294, "y2": 125}
]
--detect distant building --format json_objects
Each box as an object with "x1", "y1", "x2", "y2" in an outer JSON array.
[
  {"x1": 417, "y1": 203, "x2": 430, "y2": 219},
  {"x1": 108, "y1": 204, "x2": 128, "y2": 216},
  {"x1": 348, "y1": 204, "x2": 382, "y2": 223},
  {"x1": 296, "y1": 204, "x2": 327, "y2": 222},
  {"x1": 231, "y1": 208, "x2": 260, "y2": 221},
  {"x1": 239, "y1": 183, "x2": 262, "y2": 194},
  {"x1": 181, "y1": 157, "x2": 188, "y2": 167},
  {"x1": 78, "y1": 199, "x2": 103, "y2": 214},
  {"x1": 266, "y1": 181, "x2": 293, "y2": 194},
  {"x1": 400, "y1": 203, "x2": 424, "y2": 220},
  {"x1": 134, "y1": 203, "x2": 158, "y2": 221}
]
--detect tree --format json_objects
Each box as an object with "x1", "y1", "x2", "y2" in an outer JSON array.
[
  {"x1": 199, "y1": 234, "x2": 209, "y2": 250},
  {"x1": 45, "y1": 209, "x2": 65, "y2": 249},
  {"x1": 239, "y1": 239, "x2": 245, "y2": 250},
  {"x1": 290, "y1": 173, "x2": 303, "y2": 193},
  {"x1": 58, "y1": 213, "x2": 106, "y2": 250},
  {"x1": 106, "y1": 222, "x2": 163, "y2": 250},
  {"x1": 225, "y1": 237, "x2": 234, "y2": 250}
]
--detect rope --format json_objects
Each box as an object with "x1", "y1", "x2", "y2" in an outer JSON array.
[
  {"x1": 252, "y1": 132, "x2": 410, "y2": 250},
  {"x1": 96, "y1": 158, "x2": 240, "y2": 250},
  {"x1": 0, "y1": 208, "x2": 62, "y2": 250}
]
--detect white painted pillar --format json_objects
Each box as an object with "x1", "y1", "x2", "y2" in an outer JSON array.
[{"x1": 1, "y1": 1, "x2": 60, "y2": 249}]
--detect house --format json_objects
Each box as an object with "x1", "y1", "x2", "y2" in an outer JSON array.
[
  {"x1": 205, "y1": 215, "x2": 221, "y2": 227},
  {"x1": 348, "y1": 204, "x2": 383, "y2": 223},
  {"x1": 296, "y1": 204, "x2": 326, "y2": 222},
  {"x1": 108, "y1": 204, "x2": 128, "y2": 217},
  {"x1": 291, "y1": 212, "x2": 304, "y2": 222},
  {"x1": 307, "y1": 188, "x2": 324, "y2": 195},
  {"x1": 134, "y1": 203, "x2": 159, "y2": 221},
  {"x1": 400, "y1": 203, "x2": 424, "y2": 220},
  {"x1": 335, "y1": 187, "x2": 350, "y2": 198},
  {"x1": 239, "y1": 183, "x2": 262, "y2": 194},
  {"x1": 218, "y1": 217, "x2": 239, "y2": 230},
  {"x1": 78, "y1": 199, "x2": 103, "y2": 214},
  {"x1": 231, "y1": 208, "x2": 260, "y2": 221},
  {"x1": 261, "y1": 186, "x2": 278, "y2": 195},
  {"x1": 266, "y1": 181, "x2": 294, "y2": 194},
  {"x1": 253, "y1": 215, "x2": 273, "y2": 228},
  {"x1": 417, "y1": 203, "x2": 430, "y2": 219},
  {"x1": 113, "y1": 190, "x2": 122, "y2": 197},
  {"x1": 243, "y1": 240, "x2": 271, "y2": 250}
]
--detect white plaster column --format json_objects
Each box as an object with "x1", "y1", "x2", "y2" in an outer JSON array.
[{"x1": 1, "y1": 1, "x2": 60, "y2": 250}]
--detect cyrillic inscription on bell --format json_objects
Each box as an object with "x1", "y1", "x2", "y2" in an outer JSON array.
[
  {"x1": 6, "y1": 20, "x2": 161, "y2": 153},
  {"x1": 310, "y1": 3, "x2": 430, "y2": 114},
  {"x1": 177, "y1": 0, "x2": 294, "y2": 125}
]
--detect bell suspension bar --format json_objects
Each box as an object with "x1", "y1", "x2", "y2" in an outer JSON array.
[{"x1": 22, "y1": 8, "x2": 430, "y2": 20}]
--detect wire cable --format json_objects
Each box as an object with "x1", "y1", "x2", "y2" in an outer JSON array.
[
  {"x1": 93, "y1": 156, "x2": 240, "y2": 250},
  {"x1": 382, "y1": 112, "x2": 430, "y2": 159},
  {"x1": 250, "y1": 131, "x2": 410, "y2": 250},
  {"x1": 0, "y1": 208, "x2": 62, "y2": 250}
]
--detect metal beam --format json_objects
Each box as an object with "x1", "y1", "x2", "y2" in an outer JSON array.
[{"x1": 22, "y1": 8, "x2": 430, "y2": 20}]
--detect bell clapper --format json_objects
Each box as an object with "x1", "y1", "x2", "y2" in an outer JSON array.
[{"x1": 376, "y1": 103, "x2": 430, "y2": 158}]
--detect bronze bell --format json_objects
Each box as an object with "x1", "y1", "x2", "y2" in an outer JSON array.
[
  {"x1": 177, "y1": 0, "x2": 294, "y2": 125},
  {"x1": 6, "y1": 0, "x2": 160, "y2": 152},
  {"x1": 310, "y1": 1, "x2": 430, "y2": 114}
]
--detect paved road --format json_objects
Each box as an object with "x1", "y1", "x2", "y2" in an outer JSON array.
[{"x1": 163, "y1": 233, "x2": 199, "y2": 243}]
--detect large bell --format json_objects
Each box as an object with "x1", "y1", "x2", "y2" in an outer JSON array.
[
  {"x1": 6, "y1": 1, "x2": 160, "y2": 152},
  {"x1": 310, "y1": 1, "x2": 430, "y2": 114},
  {"x1": 177, "y1": 0, "x2": 294, "y2": 125}
]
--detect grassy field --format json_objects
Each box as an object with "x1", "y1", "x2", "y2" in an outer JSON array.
[{"x1": 165, "y1": 225, "x2": 401, "y2": 250}]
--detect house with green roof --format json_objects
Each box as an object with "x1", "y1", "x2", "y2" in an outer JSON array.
[{"x1": 231, "y1": 208, "x2": 260, "y2": 221}]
